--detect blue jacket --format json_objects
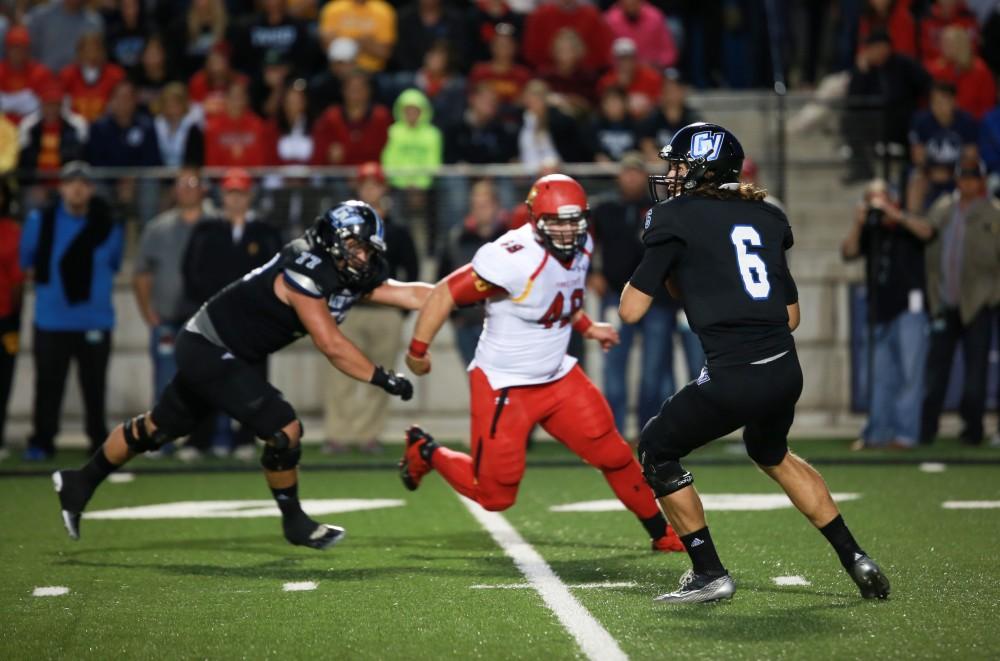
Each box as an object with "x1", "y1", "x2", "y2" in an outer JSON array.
[
  {"x1": 980, "y1": 108, "x2": 1000, "y2": 175},
  {"x1": 85, "y1": 112, "x2": 162, "y2": 167},
  {"x1": 20, "y1": 201, "x2": 123, "y2": 331}
]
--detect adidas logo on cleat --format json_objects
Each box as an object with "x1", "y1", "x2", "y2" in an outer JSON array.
[{"x1": 690, "y1": 537, "x2": 704, "y2": 547}]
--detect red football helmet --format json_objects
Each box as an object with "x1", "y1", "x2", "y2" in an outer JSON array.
[{"x1": 526, "y1": 174, "x2": 589, "y2": 261}]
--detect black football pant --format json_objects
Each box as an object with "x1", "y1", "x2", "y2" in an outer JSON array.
[
  {"x1": 0, "y1": 314, "x2": 19, "y2": 448},
  {"x1": 29, "y1": 327, "x2": 111, "y2": 454},
  {"x1": 639, "y1": 348, "x2": 803, "y2": 468},
  {"x1": 921, "y1": 307, "x2": 992, "y2": 444}
]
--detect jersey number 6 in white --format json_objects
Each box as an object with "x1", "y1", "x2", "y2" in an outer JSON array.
[
  {"x1": 295, "y1": 252, "x2": 322, "y2": 270},
  {"x1": 730, "y1": 226, "x2": 770, "y2": 300}
]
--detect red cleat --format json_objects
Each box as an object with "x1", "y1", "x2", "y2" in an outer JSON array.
[
  {"x1": 398, "y1": 425, "x2": 438, "y2": 491},
  {"x1": 652, "y1": 525, "x2": 685, "y2": 553}
]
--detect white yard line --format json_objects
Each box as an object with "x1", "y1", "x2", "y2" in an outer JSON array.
[
  {"x1": 772, "y1": 576, "x2": 811, "y2": 586},
  {"x1": 282, "y1": 581, "x2": 318, "y2": 592},
  {"x1": 32, "y1": 586, "x2": 70, "y2": 597},
  {"x1": 942, "y1": 500, "x2": 1000, "y2": 509},
  {"x1": 471, "y1": 581, "x2": 638, "y2": 590},
  {"x1": 459, "y1": 496, "x2": 628, "y2": 661},
  {"x1": 918, "y1": 463, "x2": 947, "y2": 473},
  {"x1": 108, "y1": 472, "x2": 135, "y2": 484}
]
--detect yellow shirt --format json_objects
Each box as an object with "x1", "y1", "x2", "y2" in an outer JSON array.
[{"x1": 319, "y1": 0, "x2": 397, "y2": 72}]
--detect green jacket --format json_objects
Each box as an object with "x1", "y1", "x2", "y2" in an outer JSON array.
[
  {"x1": 381, "y1": 88, "x2": 442, "y2": 190},
  {"x1": 924, "y1": 192, "x2": 1000, "y2": 324}
]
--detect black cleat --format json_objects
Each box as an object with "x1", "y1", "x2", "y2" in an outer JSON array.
[
  {"x1": 52, "y1": 470, "x2": 93, "y2": 541},
  {"x1": 847, "y1": 554, "x2": 890, "y2": 599},
  {"x1": 283, "y1": 513, "x2": 346, "y2": 550}
]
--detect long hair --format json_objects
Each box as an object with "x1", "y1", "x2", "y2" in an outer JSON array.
[{"x1": 690, "y1": 181, "x2": 768, "y2": 202}]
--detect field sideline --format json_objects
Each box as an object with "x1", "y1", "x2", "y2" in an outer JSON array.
[{"x1": 1, "y1": 439, "x2": 998, "y2": 660}]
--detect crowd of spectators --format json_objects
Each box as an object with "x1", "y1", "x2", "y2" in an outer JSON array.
[{"x1": 0, "y1": 0, "x2": 998, "y2": 457}]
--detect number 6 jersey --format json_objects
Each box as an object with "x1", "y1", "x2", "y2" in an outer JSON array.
[
  {"x1": 470, "y1": 223, "x2": 592, "y2": 389},
  {"x1": 630, "y1": 195, "x2": 798, "y2": 367}
]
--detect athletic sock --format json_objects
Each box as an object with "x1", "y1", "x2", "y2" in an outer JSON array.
[
  {"x1": 271, "y1": 483, "x2": 304, "y2": 518},
  {"x1": 640, "y1": 513, "x2": 668, "y2": 540},
  {"x1": 819, "y1": 514, "x2": 866, "y2": 569},
  {"x1": 427, "y1": 446, "x2": 477, "y2": 499},
  {"x1": 680, "y1": 527, "x2": 726, "y2": 577},
  {"x1": 80, "y1": 447, "x2": 119, "y2": 489}
]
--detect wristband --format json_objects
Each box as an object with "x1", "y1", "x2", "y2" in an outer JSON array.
[
  {"x1": 572, "y1": 313, "x2": 593, "y2": 334},
  {"x1": 409, "y1": 338, "x2": 429, "y2": 358},
  {"x1": 370, "y1": 365, "x2": 389, "y2": 386}
]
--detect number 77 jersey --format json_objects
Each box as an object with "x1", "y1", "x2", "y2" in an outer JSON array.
[
  {"x1": 641, "y1": 195, "x2": 798, "y2": 367},
  {"x1": 469, "y1": 223, "x2": 591, "y2": 389}
]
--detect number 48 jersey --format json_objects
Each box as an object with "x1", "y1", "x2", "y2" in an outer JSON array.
[
  {"x1": 635, "y1": 195, "x2": 798, "y2": 367},
  {"x1": 470, "y1": 223, "x2": 591, "y2": 389}
]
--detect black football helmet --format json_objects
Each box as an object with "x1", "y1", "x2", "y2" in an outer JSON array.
[
  {"x1": 648, "y1": 122, "x2": 745, "y2": 202},
  {"x1": 309, "y1": 200, "x2": 387, "y2": 287}
]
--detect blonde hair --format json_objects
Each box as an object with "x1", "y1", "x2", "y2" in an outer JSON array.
[{"x1": 691, "y1": 181, "x2": 768, "y2": 201}]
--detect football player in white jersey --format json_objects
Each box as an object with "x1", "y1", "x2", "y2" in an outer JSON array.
[{"x1": 400, "y1": 174, "x2": 683, "y2": 552}]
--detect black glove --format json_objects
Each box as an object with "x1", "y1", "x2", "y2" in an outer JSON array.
[{"x1": 370, "y1": 365, "x2": 414, "y2": 401}]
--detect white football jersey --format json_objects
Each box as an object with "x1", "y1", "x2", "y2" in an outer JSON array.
[{"x1": 470, "y1": 223, "x2": 592, "y2": 389}]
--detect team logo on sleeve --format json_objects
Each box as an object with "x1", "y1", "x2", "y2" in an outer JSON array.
[
  {"x1": 644, "y1": 208, "x2": 653, "y2": 231},
  {"x1": 690, "y1": 131, "x2": 725, "y2": 161}
]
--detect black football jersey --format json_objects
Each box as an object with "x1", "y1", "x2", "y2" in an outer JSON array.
[
  {"x1": 633, "y1": 196, "x2": 798, "y2": 366},
  {"x1": 192, "y1": 238, "x2": 386, "y2": 363}
]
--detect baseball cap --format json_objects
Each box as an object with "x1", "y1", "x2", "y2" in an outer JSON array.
[
  {"x1": 620, "y1": 151, "x2": 647, "y2": 173},
  {"x1": 612, "y1": 37, "x2": 637, "y2": 58},
  {"x1": 4, "y1": 25, "x2": 30, "y2": 48},
  {"x1": 221, "y1": 168, "x2": 253, "y2": 191},
  {"x1": 356, "y1": 161, "x2": 386, "y2": 185},
  {"x1": 60, "y1": 160, "x2": 93, "y2": 182},
  {"x1": 328, "y1": 37, "x2": 359, "y2": 63}
]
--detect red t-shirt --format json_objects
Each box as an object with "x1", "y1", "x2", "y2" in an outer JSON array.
[
  {"x1": 928, "y1": 57, "x2": 998, "y2": 120},
  {"x1": 522, "y1": 3, "x2": 612, "y2": 73},
  {"x1": 857, "y1": 0, "x2": 917, "y2": 58},
  {"x1": 0, "y1": 60, "x2": 53, "y2": 123},
  {"x1": 189, "y1": 70, "x2": 251, "y2": 116},
  {"x1": 36, "y1": 121, "x2": 64, "y2": 172},
  {"x1": 0, "y1": 219, "x2": 24, "y2": 319},
  {"x1": 59, "y1": 63, "x2": 127, "y2": 122},
  {"x1": 597, "y1": 64, "x2": 663, "y2": 104},
  {"x1": 204, "y1": 111, "x2": 274, "y2": 166},
  {"x1": 467, "y1": 62, "x2": 532, "y2": 105},
  {"x1": 310, "y1": 105, "x2": 391, "y2": 166}
]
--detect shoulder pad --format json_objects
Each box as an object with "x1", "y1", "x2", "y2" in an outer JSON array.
[
  {"x1": 641, "y1": 199, "x2": 687, "y2": 246},
  {"x1": 282, "y1": 242, "x2": 341, "y2": 298}
]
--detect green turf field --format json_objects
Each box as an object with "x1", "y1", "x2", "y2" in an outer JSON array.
[{"x1": 1, "y1": 440, "x2": 998, "y2": 660}]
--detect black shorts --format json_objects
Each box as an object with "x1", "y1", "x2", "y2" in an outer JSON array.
[
  {"x1": 150, "y1": 331, "x2": 296, "y2": 441},
  {"x1": 638, "y1": 348, "x2": 803, "y2": 467}
]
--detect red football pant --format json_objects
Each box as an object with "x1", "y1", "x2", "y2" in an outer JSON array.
[{"x1": 432, "y1": 365, "x2": 661, "y2": 518}]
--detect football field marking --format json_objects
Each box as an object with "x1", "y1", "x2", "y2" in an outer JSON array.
[
  {"x1": 108, "y1": 472, "x2": 135, "y2": 484},
  {"x1": 86, "y1": 499, "x2": 405, "y2": 519},
  {"x1": 772, "y1": 576, "x2": 811, "y2": 586},
  {"x1": 459, "y1": 497, "x2": 628, "y2": 661},
  {"x1": 283, "y1": 582, "x2": 318, "y2": 592},
  {"x1": 550, "y1": 493, "x2": 860, "y2": 513},
  {"x1": 919, "y1": 463, "x2": 947, "y2": 473},
  {"x1": 471, "y1": 581, "x2": 638, "y2": 590},
  {"x1": 32, "y1": 586, "x2": 70, "y2": 597},
  {"x1": 942, "y1": 500, "x2": 1000, "y2": 509}
]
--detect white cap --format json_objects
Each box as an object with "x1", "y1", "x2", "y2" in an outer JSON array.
[{"x1": 328, "y1": 37, "x2": 359, "y2": 63}]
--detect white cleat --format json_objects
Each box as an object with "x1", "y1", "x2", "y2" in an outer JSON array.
[{"x1": 654, "y1": 569, "x2": 736, "y2": 604}]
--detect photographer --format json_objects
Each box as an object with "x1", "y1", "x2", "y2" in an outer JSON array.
[{"x1": 842, "y1": 179, "x2": 934, "y2": 450}]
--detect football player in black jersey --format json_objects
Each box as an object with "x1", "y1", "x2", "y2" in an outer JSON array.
[
  {"x1": 53, "y1": 201, "x2": 431, "y2": 550},
  {"x1": 620, "y1": 123, "x2": 890, "y2": 603}
]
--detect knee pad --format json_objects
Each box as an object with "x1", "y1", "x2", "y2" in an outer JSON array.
[
  {"x1": 122, "y1": 414, "x2": 173, "y2": 453},
  {"x1": 263, "y1": 421, "x2": 303, "y2": 450},
  {"x1": 261, "y1": 443, "x2": 302, "y2": 471},
  {"x1": 639, "y1": 452, "x2": 694, "y2": 499}
]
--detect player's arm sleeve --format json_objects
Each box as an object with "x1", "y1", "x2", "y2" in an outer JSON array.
[
  {"x1": 628, "y1": 240, "x2": 683, "y2": 297},
  {"x1": 446, "y1": 263, "x2": 506, "y2": 306}
]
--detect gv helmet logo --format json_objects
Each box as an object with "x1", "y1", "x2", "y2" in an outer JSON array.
[{"x1": 690, "y1": 131, "x2": 724, "y2": 161}]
